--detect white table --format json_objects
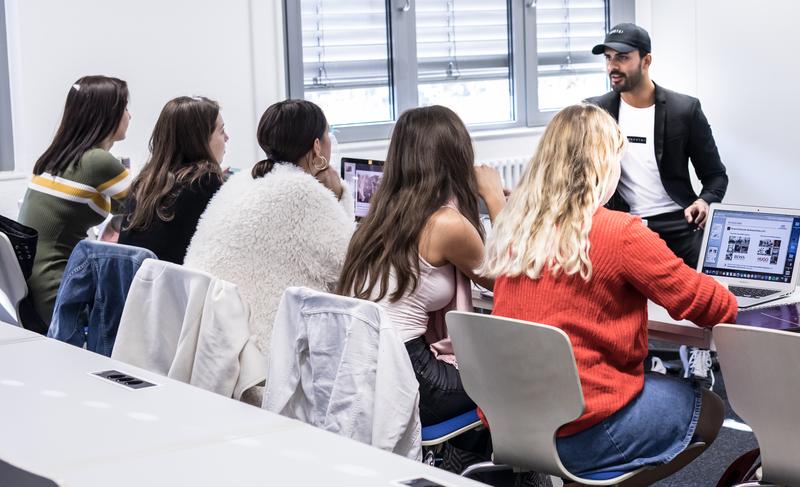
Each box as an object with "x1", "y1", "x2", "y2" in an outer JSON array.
[
  {"x1": 0, "y1": 320, "x2": 43, "y2": 345},
  {"x1": 647, "y1": 288, "x2": 800, "y2": 349},
  {"x1": 472, "y1": 288, "x2": 800, "y2": 349},
  {"x1": 0, "y1": 337, "x2": 299, "y2": 478},
  {"x1": 54, "y1": 421, "x2": 485, "y2": 487},
  {"x1": 0, "y1": 327, "x2": 484, "y2": 487}
]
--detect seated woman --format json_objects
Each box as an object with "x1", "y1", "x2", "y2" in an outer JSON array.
[
  {"x1": 19, "y1": 75, "x2": 132, "y2": 327},
  {"x1": 184, "y1": 99, "x2": 354, "y2": 356},
  {"x1": 338, "y1": 105, "x2": 506, "y2": 427},
  {"x1": 119, "y1": 96, "x2": 228, "y2": 264},
  {"x1": 482, "y1": 103, "x2": 737, "y2": 477}
]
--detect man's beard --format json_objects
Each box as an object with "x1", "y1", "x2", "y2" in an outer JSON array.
[{"x1": 610, "y1": 68, "x2": 643, "y2": 93}]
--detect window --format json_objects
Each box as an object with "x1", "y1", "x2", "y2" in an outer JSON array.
[
  {"x1": 296, "y1": 0, "x2": 393, "y2": 126},
  {"x1": 285, "y1": 0, "x2": 634, "y2": 142},
  {"x1": 0, "y1": 0, "x2": 14, "y2": 171},
  {"x1": 415, "y1": 0, "x2": 513, "y2": 125}
]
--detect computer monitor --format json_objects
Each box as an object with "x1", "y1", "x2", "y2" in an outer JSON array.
[
  {"x1": 341, "y1": 157, "x2": 384, "y2": 219},
  {"x1": 698, "y1": 204, "x2": 800, "y2": 308}
]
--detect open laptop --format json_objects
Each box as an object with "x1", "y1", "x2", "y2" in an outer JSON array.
[
  {"x1": 697, "y1": 203, "x2": 800, "y2": 309},
  {"x1": 341, "y1": 157, "x2": 384, "y2": 220}
]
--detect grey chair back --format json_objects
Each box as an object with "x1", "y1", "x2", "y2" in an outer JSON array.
[
  {"x1": 447, "y1": 310, "x2": 612, "y2": 483},
  {"x1": 714, "y1": 324, "x2": 800, "y2": 487}
]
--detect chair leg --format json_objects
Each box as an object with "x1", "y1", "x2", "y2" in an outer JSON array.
[{"x1": 460, "y1": 461, "x2": 513, "y2": 478}]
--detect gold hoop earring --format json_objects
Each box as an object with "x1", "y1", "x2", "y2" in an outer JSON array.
[{"x1": 312, "y1": 155, "x2": 329, "y2": 173}]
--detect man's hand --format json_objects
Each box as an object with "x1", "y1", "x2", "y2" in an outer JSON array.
[{"x1": 684, "y1": 198, "x2": 710, "y2": 228}]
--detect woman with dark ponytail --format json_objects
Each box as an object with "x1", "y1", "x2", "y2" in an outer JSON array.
[{"x1": 184, "y1": 99, "x2": 354, "y2": 360}]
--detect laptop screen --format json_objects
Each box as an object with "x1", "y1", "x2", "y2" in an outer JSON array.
[
  {"x1": 700, "y1": 209, "x2": 800, "y2": 284},
  {"x1": 341, "y1": 157, "x2": 384, "y2": 219}
]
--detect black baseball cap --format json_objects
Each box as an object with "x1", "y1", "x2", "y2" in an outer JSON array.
[{"x1": 591, "y1": 23, "x2": 651, "y2": 55}]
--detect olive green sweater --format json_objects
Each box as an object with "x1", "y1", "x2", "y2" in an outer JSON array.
[{"x1": 18, "y1": 148, "x2": 130, "y2": 325}]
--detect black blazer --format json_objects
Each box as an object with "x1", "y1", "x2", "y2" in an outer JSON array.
[{"x1": 586, "y1": 83, "x2": 728, "y2": 212}]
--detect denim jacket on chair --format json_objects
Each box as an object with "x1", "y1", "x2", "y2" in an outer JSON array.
[{"x1": 47, "y1": 240, "x2": 156, "y2": 356}]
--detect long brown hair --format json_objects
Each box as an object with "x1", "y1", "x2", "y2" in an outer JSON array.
[
  {"x1": 251, "y1": 99, "x2": 328, "y2": 178},
  {"x1": 34, "y1": 75, "x2": 128, "y2": 175},
  {"x1": 124, "y1": 96, "x2": 224, "y2": 231},
  {"x1": 337, "y1": 105, "x2": 483, "y2": 302}
]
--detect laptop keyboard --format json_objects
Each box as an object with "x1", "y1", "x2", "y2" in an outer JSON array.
[{"x1": 729, "y1": 286, "x2": 781, "y2": 298}]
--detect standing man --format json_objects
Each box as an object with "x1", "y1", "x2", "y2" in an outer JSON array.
[{"x1": 587, "y1": 23, "x2": 728, "y2": 268}]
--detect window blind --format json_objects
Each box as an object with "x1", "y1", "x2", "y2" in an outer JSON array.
[
  {"x1": 415, "y1": 0, "x2": 510, "y2": 83},
  {"x1": 536, "y1": 0, "x2": 607, "y2": 77},
  {"x1": 300, "y1": 0, "x2": 391, "y2": 90}
]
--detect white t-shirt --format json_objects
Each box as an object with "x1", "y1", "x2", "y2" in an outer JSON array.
[{"x1": 616, "y1": 100, "x2": 682, "y2": 217}]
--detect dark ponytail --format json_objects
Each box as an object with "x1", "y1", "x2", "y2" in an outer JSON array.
[
  {"x1": 251, "y1": 99, "x2": 328, "y2": 179},
  {"x1": 251, "y1": 158, "x2": 275, "y2": 178}
]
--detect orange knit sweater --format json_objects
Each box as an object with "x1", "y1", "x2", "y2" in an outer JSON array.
[{"x1": 492, "y1": 208, "x2": 738, "y2": 437}]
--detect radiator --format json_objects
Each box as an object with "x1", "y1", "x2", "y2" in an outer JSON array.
[{"x1": 479, "y1": 157, "x2": 529, "y2": 189}]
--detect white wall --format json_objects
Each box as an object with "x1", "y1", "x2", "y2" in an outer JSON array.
[
  {"x1": 4, "y1": 0, "x2": 285, "y2": 175},
  {"x1": 695, "y1": 0, "x2": 800, "y2": 208},
  {"x1": 1, "y1": 0, "x2": 288, "y2": 217},
  {"x1": 0, "y1": 172, "x2": 26, "y2": 218},
  {"x1": 641, "y1": 0, "x2": 800, "y2": 208}
]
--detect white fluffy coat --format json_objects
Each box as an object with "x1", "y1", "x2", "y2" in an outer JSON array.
[{"x1": 184, "y1": 164, "x2": 355, "y2": 356}]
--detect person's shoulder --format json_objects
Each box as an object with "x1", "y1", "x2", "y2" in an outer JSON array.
[
  {"x1": 593, "y1": 207, "x2": 644, "y2": 237},
  {"x1": 81, "y1": 148, "x2": 122, "y2": 168},
  {"x1": 252, "y1": 163, "x2": 311, "y2": 189},
  {"x1": 429, "y1": 206, "x2": 476, "y2": 241},
  {"x1": 584, "y1": 90, "x2": 617, "y2": 107},
  {"x1": 656, "y1": 84, "x2": 700, "y2": 107},
  {"x1": 266, "y1": 164, "x2": 340, "y2": 202},
  {"x1": 79, "y1": 148, "x2": 127, "y2": 188},
  {"x1": 186, "y1": 170, "x2": 223, "y2": 195}
]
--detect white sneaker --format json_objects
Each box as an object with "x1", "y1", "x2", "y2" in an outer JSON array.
[
  {"x1": 686, "y1": 347, "x2": 715, "y2": 388},
  {"x1": 650, "y1": 356, "x2": 667, "y2": 375}
]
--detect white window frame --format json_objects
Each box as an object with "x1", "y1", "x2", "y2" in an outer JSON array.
[
  {"x1": 285, "y1": 0, "x2": 634, "y2": 143},
  {"x1": 0, "y1": 0, "x2": 14, "y2": 171}
]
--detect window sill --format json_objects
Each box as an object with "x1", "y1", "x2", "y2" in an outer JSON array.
[
  {"x1": 339, "y1": 125, "x2": 546, "y2": 153},
  {"x1": 0, "y1": 171, "x2": 27, "y2": 181},
  {"x1": 470, "y1": 125, "x2": 545, "y2": 141}
]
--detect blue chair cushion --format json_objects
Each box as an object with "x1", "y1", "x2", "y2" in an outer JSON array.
[
  {"x1": 421, "y1": 409, "x2": 480, "y2": 442},
  {"x1": 580, "y1": 470, "x2": 628, "y2": 481}
]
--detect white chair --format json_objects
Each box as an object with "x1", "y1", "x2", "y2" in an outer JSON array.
[
  {"x1": 112, "y1": 259, "x2": 264, "y2": 401},
  {"x1": 264, "y1": 287, "x2": 422, "y2": 460},
  {"x1": 446, "y1": 311, "x2": 708, "y2": 486},
  {"x1": 714, "y1": 324, "x2": 800, "y2": 487},
  {"x1": 0, "y1": 233, "x2": 27, "y2": 326}
]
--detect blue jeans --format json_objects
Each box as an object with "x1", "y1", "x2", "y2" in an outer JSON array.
[
  {"x1": 47, "y1": 241, "x2": 155, "y2": 356},
  {"x1": 556, "y1": 373, "x2": 702, "y2": 477}
]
